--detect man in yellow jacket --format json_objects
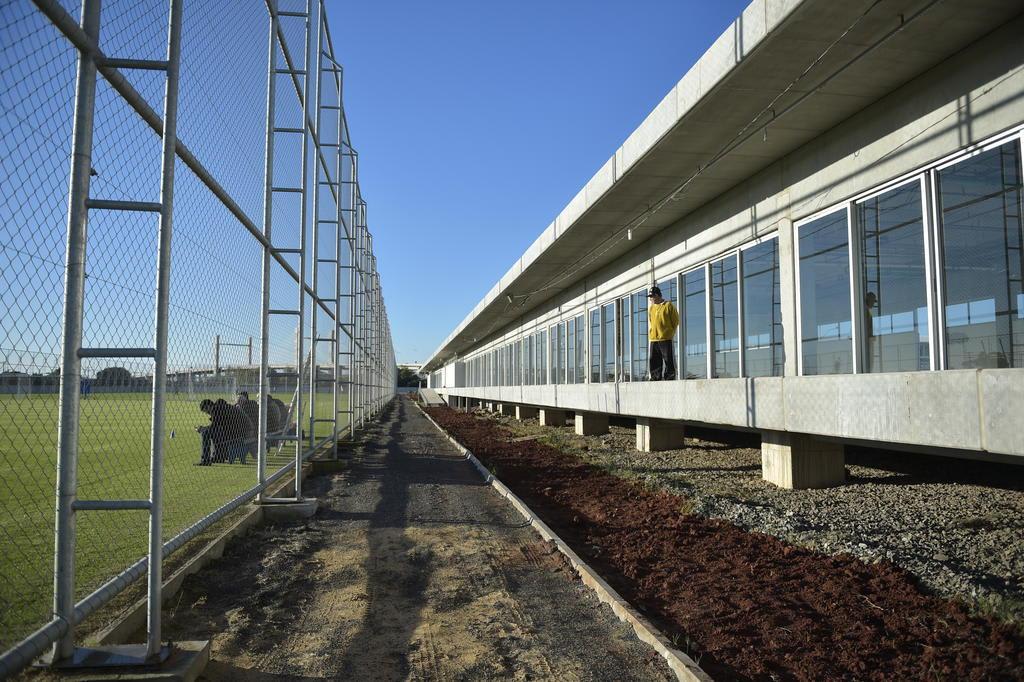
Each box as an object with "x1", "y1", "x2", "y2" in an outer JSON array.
[{"x1": 647, "y1": 285, "x2": 679, "y2": 380}]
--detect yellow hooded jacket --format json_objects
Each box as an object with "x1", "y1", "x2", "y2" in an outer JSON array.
[{"x1": 648, "y1": 301, "x2": 680, "y2": 342}]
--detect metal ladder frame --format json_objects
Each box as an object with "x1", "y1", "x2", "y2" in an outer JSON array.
[
  {"x1": 257, "y1": 0, "x2": 316, "y2": 503},
  {"x1": 50, "y1": 0, "x2": 184, "y2": 665}
]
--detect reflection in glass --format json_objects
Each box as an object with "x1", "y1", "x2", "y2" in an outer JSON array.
[
  {"x1": 549, "y1": 326, "x2": 559, "y2": 384},
  {"x1": 683, "y1": 269, "x2": 707, "y2": 379},
  {"x1": 938, "y1": 141, "x2": 1023, "y2": 369},
  {"x1": 524, "y1": 337, "x2": 532, "y2": 386},
  {"x1": 537, "y1": 330, "x2": 547, "y2": 384},
  {"x1": 590, "y1": 310, "x2": 601, "y2": 383},
  {"x1": 858, "y1": 181, "x2": 929, "y2": 372},
  {"x1": 799, "y1": 210, "x2": 853, "y2": 374},
  {"x1": 566, "y1": 318, "x2": 576, "y2": 384},
  {"x1": 602, "y1": 303, "x2": 615, "y2": 382},
  {"x1": 711, "y1": 256, "x2": 739, "y2": 377},
  {"x1": 514, "y1": 340, "x2": 521, "y2": 384},
  {"x1": 619, "y1": 297, "x2": 632, "y2": 381},
  {"x1": 575, "y1": 314, "x2": 586, "y2": 383},
  {"x1": 631, "y1": 291, "x2": 648, "y2": 380},
  {"x1": 742, "y1": 239, "x2": 784, "y2": 376}
]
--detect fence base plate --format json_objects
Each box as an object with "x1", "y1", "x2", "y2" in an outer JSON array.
[
  {"x1": 259, "y1": 497, "x2": 319, "y2": 521},
  {"x1": 38, "y1": 641, "x2": 209, "y2": 680}
]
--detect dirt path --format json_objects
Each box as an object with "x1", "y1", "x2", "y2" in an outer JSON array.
[{"x1": 160, "y1": 397, "x2": 671, "y2": 681}]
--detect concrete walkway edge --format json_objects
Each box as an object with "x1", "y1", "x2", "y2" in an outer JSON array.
[{"x1": 414, "y1": 402, "x2": 713, "y2": 682}]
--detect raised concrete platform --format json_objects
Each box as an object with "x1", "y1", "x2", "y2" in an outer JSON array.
[
  {"x1": 539, "y1": 409, "x2": 569, "y2": 427},
  {"x1": 636, "y1": 418, "x2": 686, "y2": 452},
  {"x1": 575, "y1": 412, "x2": 608, "y2": 436},
  {"x1": 761, "y1": 431, "x2": 845, "y2": 489}
]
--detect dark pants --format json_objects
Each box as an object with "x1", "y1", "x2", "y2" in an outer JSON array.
[
  {"x1": 649, "y1": 340, "x2": 676, "y2": 380},
  {"x1": 199, "y1": 427, "x2": 214, "y2": 465}
]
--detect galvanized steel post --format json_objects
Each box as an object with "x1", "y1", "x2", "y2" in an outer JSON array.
[
  {"x1": 146, "y1": 0, "x2": 184, "y2": 655},
  {"x1": 256, "y1": 0, "x2": 279, "y2": 503},
  {"x1": 52, "y1": 0, "x2": 101, "y2": 661}
]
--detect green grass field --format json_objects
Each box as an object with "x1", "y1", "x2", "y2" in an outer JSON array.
[{"x1": 0, "y1": 391, "x2": 345, "y2": 650}]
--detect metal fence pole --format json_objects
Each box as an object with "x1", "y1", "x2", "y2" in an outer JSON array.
[
  {"x1": 326, "y1": 14, "x2": 344, "y2": 444},
  {"x1": 146, "y1": 0, "x2": 184, "y2": 656},
  {"x1": 256, "y1": 0, "x2": 279, "y2": 503},
  {"x1": 307, "y1": 0, "x2": 324, "y2": 453},
  {"x1": 293, "y1": 0, "x2": 314, "y2": 498},
  {"x1": 51, "y1": 0, "x2": 102, "y2": 661}
]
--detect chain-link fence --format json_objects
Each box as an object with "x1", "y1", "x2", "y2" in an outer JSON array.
[{"x1": 0, "y1": 0, "x2": 396, "y2": 674}]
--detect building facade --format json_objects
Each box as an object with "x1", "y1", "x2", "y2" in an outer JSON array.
[{"x1": 423, "y1": 0, "x2": 1024, "y2": 487}]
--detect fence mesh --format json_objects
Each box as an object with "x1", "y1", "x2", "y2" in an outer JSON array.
[{"x1": 0, "y1": 0, "x2": 396, "y2": 662}]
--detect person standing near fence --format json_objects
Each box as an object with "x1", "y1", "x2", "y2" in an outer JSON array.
[{"x1": 647, "y1": 285, "x2": 679, "y2": 381}]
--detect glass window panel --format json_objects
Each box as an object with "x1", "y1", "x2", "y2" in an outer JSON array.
[
  {"x1": 537, "y1": 330, "x2": 547, "y2": 384},
  {"x1": 590, "y1": 310, "x2": 601, "y2": 382},
  {"x1": 566, "y1": 318, "x2": 576, "y2": 384},
  {"x1": 549, "y1": 326, "x2": 557, "y2": 384},
  {"x1": 658, "y1": 277, "x2": 678, "y2": 305},
  {"x1": 799, "y1": 210, "x2": 853, "y2": 374},
  {"x1": 683, "y1": 268, "x2": 707, "y2": 379},
  {"x1": 575, "y1": 314, "x2": 586, "y2": 383},
  {"x1": 631, "y1": 292, "x2": 648, "y2": 380},
  {"x1": 620, "y1": 297, "x2": 631, "y2": 381},
  {"x1": 524, "y1": 336, "x2": 532, "y2": 386},
  {"x1": 711, "y1": 256, "x2": 740, "y2": 378},
  {"x1": 938, "y1": 141, "x2": 1023, "y2": 369},
  {"x1": 514, "y1": 340, "x2": 521, "y2": 385},
  {"x1": 742, "y1": 239, "x2": 784, "y2": 377},
  {"x1": 602, "y1": 303, "x2": 615, "y2": 382},
  {"x1": 858, "y1": 181, "x2": 930, "y2": 372},
  {"x1": 558, "y1": 323, "x2": 567, "y2": 384}
]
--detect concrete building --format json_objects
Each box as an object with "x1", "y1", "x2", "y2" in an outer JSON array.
[{"x1": 422, "y1": 0, "x2": 1024, "y2": 488}]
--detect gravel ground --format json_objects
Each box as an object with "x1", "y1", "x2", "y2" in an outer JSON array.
[{"x1": 484, "y1": 411, "x2": 1024, "y2": 624}]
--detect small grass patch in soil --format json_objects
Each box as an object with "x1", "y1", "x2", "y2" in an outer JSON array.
[{"x1": 426, "y1": 405, "x2": 1024, "y2": 681}]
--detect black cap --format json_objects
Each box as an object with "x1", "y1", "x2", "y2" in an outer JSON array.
[{"x1": 647, "y1": 286, "x2": 662, "y2": 298}]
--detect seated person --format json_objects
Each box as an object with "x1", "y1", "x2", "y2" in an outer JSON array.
[
  {"x1": 197, "y1": 399, "x2": 251, "y2": 465},
  {"x1": 265, "y1": 393, "x2": 282, "y2": 435},
  {"x1": 235, "y1": 391, "x2": 259, "y2": 463}
]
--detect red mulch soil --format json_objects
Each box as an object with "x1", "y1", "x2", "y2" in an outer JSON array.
[{"x1": 425, "y1": 405, "x2": 1024, "y2": 681}]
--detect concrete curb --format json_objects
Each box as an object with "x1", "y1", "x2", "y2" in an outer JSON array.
[{"x1": 414, "y1": 402, "x2": 713, "y2": 682}]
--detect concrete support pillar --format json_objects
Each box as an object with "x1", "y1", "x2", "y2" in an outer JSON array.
[
  {"x1": 761, "y1": 431, "x2": 846, "y2": 489},
  {"x1": 574, "y1": 412, "x2": 608, "y2": 436},
  {"x1": 497, "y1": 403, "x2": 515, "y2": 416},
  {"x1": 636, "y1": 417, "x2": 686, "y2": 452},
  {"x1": 539, "y1": 409, "x2": 568, "y2": 427},
  {"x1": 515, "y1": 405, "x2": 538, "y2": 420}
]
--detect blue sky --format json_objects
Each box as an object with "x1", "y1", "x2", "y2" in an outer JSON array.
[{"x1": 325, "y1": 0, "x2": 751, "y2": 363}]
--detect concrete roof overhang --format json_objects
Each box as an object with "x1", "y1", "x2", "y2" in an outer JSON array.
[{"x1": 422, "y1": 0, "x2": 1024, "y2": 373}]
